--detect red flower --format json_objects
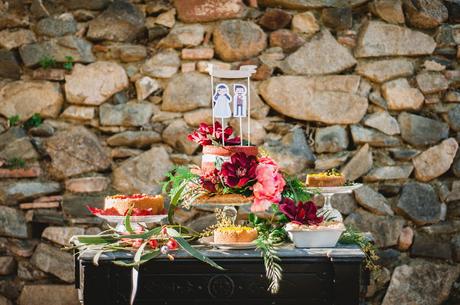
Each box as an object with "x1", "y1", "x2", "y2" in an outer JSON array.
[
  {"x1": 220, "y1": 152, "x2": 257, "y2": 188},
  {"x1": 279, "y1": 198, "x2": 323, "y2": 226},
  {"x1": 187, "y1": 121, "x2": 240, "y2": 146}
]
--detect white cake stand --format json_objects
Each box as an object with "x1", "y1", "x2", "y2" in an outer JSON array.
[
  {"x1": 191, "y1": 201, "x2": 251, "y2": 224},
  {"x1": 306, "y1": 184, "x2": 363, "y2": 222},
  {"x1": 96, "y1": 215, "x2": 167, "y2": 232}
]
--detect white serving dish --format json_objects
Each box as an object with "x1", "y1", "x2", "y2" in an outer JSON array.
[{"x1": 286, "y1": 227, "x2": 345, "y2": 248}]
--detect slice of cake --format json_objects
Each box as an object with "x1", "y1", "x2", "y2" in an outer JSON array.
[
  {"x1": 104, "y1": 194, "x2": 164, "y2": 215},
  {"x1": 306, "y1": 170, "x2": 346, "y2": 187},
  {"x1": 214, "y1": 226, "x2": 258, "y2": 244}
]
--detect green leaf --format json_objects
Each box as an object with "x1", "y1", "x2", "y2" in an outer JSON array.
[
  {"x1": 168, "y1": 181, "x2": 188, "y2": 224},
  {"x1": 124, "y1": 207, "x2": 134, "y2": 234},
  {"x1": 8, "y1": 115, "x2": 20, "y2": 126},
  {"x1": 166, "y1": 228, "x2": 224, "y2": 270},
  {"x1": 134, "y1": 241, "x2": 148, "y2": 263},
  {"x1": 77, "y1": 235, "x2": 117, "y2": 244}
]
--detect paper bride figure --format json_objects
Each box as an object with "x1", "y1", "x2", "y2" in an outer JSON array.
[
  {"x1": 213, "y1": 83, "x2": 232, "y2": 118},
  {"x1": 233, "y1": 84, "x2": 247, "y2": 117}
]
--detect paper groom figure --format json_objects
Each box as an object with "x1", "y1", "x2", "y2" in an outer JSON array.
[{"x1": 233, "y1": 84, "x2": 247, "y2": 118}]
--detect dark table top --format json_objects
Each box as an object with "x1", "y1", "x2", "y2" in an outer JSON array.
[{"x1": 77, "y1": 243, "x2": 365, "y2": 262}]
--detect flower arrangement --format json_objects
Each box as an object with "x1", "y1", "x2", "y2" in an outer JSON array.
[{"x1": 187, "y1": 121, "x2": 241, "y2": 146}]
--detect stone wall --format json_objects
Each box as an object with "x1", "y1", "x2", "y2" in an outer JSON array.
[{"x1": 0, "y1": 0, "x2": 459, "y2": 304}]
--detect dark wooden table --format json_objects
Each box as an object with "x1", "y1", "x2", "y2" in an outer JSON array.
[{"x1": 75, "y1": 244, "x2": 367, "y2": 305}]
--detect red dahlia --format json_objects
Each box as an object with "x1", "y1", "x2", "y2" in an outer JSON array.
[{"x1": 220, "y1": 152, "x2": 257, "y2": 188}]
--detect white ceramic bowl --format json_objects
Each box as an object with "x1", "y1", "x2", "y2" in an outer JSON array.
[{"x1": 286, "y1": 227, "x2": 345, "y2": 248}]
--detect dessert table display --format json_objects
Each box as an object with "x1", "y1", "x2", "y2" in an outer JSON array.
[{"x1": 70, "y1": 65, "x2": 374, "y2": 305}]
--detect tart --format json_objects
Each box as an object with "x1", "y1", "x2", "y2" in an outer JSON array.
[
  {"x1": 306, "y1": 170, "x2": 346, "y2": 187},
  {"x1": 104, "y1": 194, "x2": 164, "y2": 215},
  {"x1": 214, "y1": 226, "x2": 258, "y2": 244}
]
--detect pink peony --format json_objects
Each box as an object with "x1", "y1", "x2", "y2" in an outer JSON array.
[{"x1": 251, "y1": 157, "x2": 286, "y2": 212}]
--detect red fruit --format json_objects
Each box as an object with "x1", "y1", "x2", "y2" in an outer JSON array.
[
  {"x1": 148, "y1": 239, "x2": 158, "y2": 249},
  {"x1": 166, "y1": 238, "x2": 178, "y2": 250}
]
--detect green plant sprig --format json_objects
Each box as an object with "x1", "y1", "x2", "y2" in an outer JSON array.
[{"x1": 339, "y1": 225, "x2": 380, "y2": 271}]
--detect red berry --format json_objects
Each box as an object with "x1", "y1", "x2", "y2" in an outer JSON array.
[
  {"x1": 166, "y1": 238, "x2": 178, "y2": 250},
  {"x1": 148, "y1": 239, "x2": 158, "y2": 249}
]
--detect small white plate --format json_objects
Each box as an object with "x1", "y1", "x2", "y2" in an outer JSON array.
[{"x1": 210, "y1": 241, "x2": 257, "y2": 250}]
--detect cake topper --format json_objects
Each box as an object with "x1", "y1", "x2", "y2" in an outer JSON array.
[{"x1": 207, "y1": 64, "x2": 257, "y2": 146}]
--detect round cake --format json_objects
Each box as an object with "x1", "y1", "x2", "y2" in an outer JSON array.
[
  {"x1": 195, "y1": 194, "x2": 253, "y2": 206},
  {"x1": 214, "y1": 226, "x2": 258, "y2": 244},
  {"x1": 306, "y1": 172, "x2": 346, "y2": 187},
  {"x1": 104, "y1": 194, "x2": 164, "y2": 215},
  {"x1": 201, "y1": 145, "x2": 258, "y2": 175}
]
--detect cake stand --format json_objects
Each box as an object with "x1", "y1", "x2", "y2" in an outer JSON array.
[
  {"x1": 191, "y1": 200, "x2": 252, "y2": 224},
  {"x1": 95, "y1": 215, "x2": 167, "y2": 232},
  {"x1": 306, "y1": 184, "x2": 363, "y2": 222}
]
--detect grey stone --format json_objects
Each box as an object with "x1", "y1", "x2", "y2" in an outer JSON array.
[
  {"x1": 141, "y1": 49, "x2": 180, "y2": 79},
  {"x1": 17, "y1": 261, "x2": 47, "y2": 281},
  {"x1": 382, "y1": 260, "x2": 460, "y2": 305},
  {"x1": 356, "y1": 58, "x2": 414, "y2": 83},
  {"x1": 42, "y1": 226, "x2": 84, "y2": 246},
  {"x1": 100, "y1": 102, "x2": 153, "y2": 126},
  {"x1": 63, "y1": 0, "x2": 110, "y2": 10},
  {"x1": 258, "y1": 8, "x2": 292, "y2": 31},
  {"x1": 314, "y1": 125, "x2": 348, "y2": 153},
  {"x1": 0, "y1": 206, "x2": 27, "y2": 238},
  {"x1": 162, "y1": 120, "x2": 199, "y2": 155},
  {"x1": 263, "y1": 127, "x2": 315, "y2": 175},
  {"x1": 453, "y1": 234, "x2": 460, "y2": 262},
  {"x1": 44, "y1": 126, "x2": 111, "y2": 179},
  {"x1": 398, "y1": 112, "x2": 449, "y2": 146},
  {"x1": 18, "y1": 285, "x2": 79, "y2": 305},
  {"x1": 314, "y1": 152, "x2": 350, "y2": 171},
  {"x1": 321, "y1": 7, "x2": 352, "y2": 31},
  {"x1": 35, "y1": 14, "x2": 77, "y2": 37},
  {"x1": 363, "y1": 112, "x2": 400, "y2": 135},
  {"x1": 187, "y1": 213, "x2": 217, "y2": 232},
  {"x1": 413, "y1": 138, "x2": 458, "y2": 182},
  {"x1": 344, "y1": 208, "x2": 405, "y2": 247},
  {"x1": 213, "y1": 20, "x2": 267, "y2": 62},
  {"x1": 65, "y1": 62, "x2": 129, "y2": 105},
  {"x1": 411, "y1": 233, "x2": 452, "y2": 260},
  {"x1": 448, "y1": 104, "x2": 460, "y2": 131},
  {"x1": 416, "y1": 71, "x2": 449, "y2": 94},
  {"x1": 342, "y1": 144, "x2": 373, "y2": 181},
  {"x1": 315, "y1": 192, "x2": 358, "y2": 215},
  {"x1": 31, "y1": 243, "x2": 74, "y2": 282},
  {"x1": 62, "y1": 192, "x2": 107, "y2": 218},
  {"x1": 162, "y1": 72, "x2": 211, "y2": 112},
  {"x1": 0, "y1": 127, "x2": 26, "y2": 151},
  {"x1": 445, "y1": 0, "x2": 460, "y2": 23},
  {"x1": 107, "y1": 131, "x2": 161, "y2": 148},
  {"x1": 112, "y1": 146, "x2": 173, "y2": 194},
  {"x1": 19, "y1": 36, "x2": 95, "y2": 67},
  {"x1": 281, "y1": 29, "x2": 356, "y2": 75},
  {"x1": 87, "y1": 0, "x2": 145, "y2": 42},
  {"x1": 0, "y1": 50, "x2": 20, "y2": 79},
  {"x1": 0, "y1": 182, "x2": 61, "y2": 205},
  {"x1": 389, "y1": 148, "x2": 420, "y2": 161},
  {"x1": 0, "y1": 81, "x2": 63, "y2": 122},
  {"x1": 350, "y1": 125, "x2": 400, "y2": 147},
  {"x1": 159, "y1": 24, "x2": 204, "y2": 49},
  {"x1": 0, "y1": 138, "x2": 38, "y2": 161},
  {"x1": 369, "y1": 0, "x2": 405, "y2": 24},
  {"x1": 364, "y1": 165, "x2": 413, "y2": 182},
  {"x1": 403, "y1": 0, "x2": 448, "y2": 29},
  {"x1": 355, "y1": 21, "x2": 436, "y2": 57},
  {"x1": 0, "y1": 257, "x2": 15, "y2": 275},
  {"x1": 258, "y1": 0, "x2": 368, "y2": 9},
  {"x1": 382, "y1": 78, "x2": 424, "y2": 111},
  {"x1": 398, "y1": 182, "x2": 441, "y2": 225},
  {"x1": 354, "y1": 185, "x2": 394, "y2": 216},
  {"x1": 260, "y1": 75, "x2": 368, "y2": 124}
]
